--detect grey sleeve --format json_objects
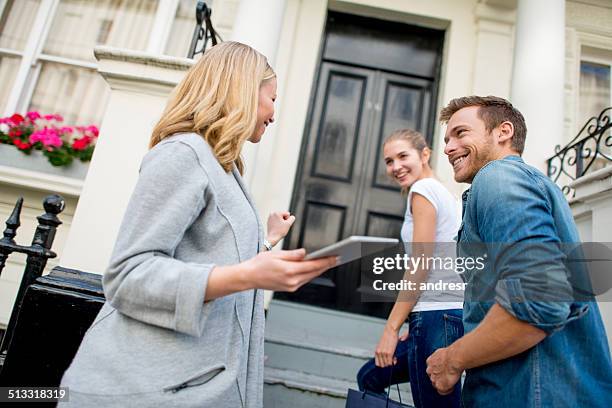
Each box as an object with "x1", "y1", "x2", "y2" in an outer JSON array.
[{"x1": 103, "y1": 140, "x2": 215, "y2": 337}]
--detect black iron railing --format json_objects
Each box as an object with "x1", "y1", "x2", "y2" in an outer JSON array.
[
  {"x1": 547, "y1": 107, "x2": 612, "y2": 197},
  {"x1": 187, "y1": 1, "x2": 222, "y2": 59},
  {"x1": 0, "y1": 195, "x2": 64, "y2": 365}
]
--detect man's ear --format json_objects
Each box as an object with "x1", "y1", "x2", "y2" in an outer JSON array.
[{"x1": 498, "y1": 121, "x2": 514, "y2": 145}]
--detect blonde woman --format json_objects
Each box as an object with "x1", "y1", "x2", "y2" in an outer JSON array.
[
  {"x1": 357, "y1": 129, "x2": 464, "y2": 407},
  {"x1": 59, "y1": 42, "x2": 336, "y2": 407}
]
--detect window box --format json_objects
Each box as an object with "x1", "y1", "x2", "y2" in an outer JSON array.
[{"x1": 0, "y1": 143, "x2": 89, "y2": 180}]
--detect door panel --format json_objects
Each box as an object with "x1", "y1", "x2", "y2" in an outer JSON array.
[
  {"x1": 286, "y1": 63, "x2": 376, "y2": 303},
  {"x1": 312, "y1": 72, "x2": 365, "y2": 181},
  {"x1": 289, "y1": 63, "x2": 376, "y2": 255},
  {"x1": 324, "y1": 12, "x2": 445, "y2": 79},
  {"x1": 372, "y1": 74, "x2": 433, "y2": 190}
]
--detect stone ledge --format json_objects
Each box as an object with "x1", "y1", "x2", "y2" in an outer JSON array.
[
  {"x1": 0, "y1": 165, "x2": 83, "y2": 197},
  {"x1": 569, "y1": 165, "x2": 612, "y2": 203},
  {"x1": 94, "y1": 46, "x2": 194, "y2": 70}
]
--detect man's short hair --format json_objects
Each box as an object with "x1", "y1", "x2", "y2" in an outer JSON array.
[{"x1": 439, "y1": 96, "x2": 527, "y2": 154}]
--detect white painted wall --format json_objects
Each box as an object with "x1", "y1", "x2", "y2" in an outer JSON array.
[
  {"x1": 570, "y1": 166, "x2": 612, "y2": 352},
  {"x1": 59, "y1": 48, "x2": 192, "y2": 274}
]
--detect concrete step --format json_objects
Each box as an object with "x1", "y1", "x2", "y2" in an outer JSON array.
[
  {"x1": 265, "y1": 366, "x2": 355, "y2": 399},
  {"x1": 264, "y1": 367, "x2": 413, "y2": 408},
  {"x1": 265, "y1": 331, "x2": 370, "y2": 382},
  {"x1": 265, "y1": 300, "x2": 398, "y2": 350},
  {"x1": 263, "y1": 300, "x2": 414, "y2": 407}
]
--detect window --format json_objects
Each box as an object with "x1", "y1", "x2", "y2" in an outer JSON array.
[
  {"x1": 0, "y1": 0, "x2": 239, "y2": 181},
  {"x1": 579, "y1": 47, "x2": 612, "y2": 122},
  {"x1": 1, "y1": 0, "x2": 236, "y2": 124},
  {"x1": 578, "y1": 46, "x2": 612, "y2": 175},
  {"x1": 165, "y1": 0, "x2": 236, "y2": 58},
  {"x1": 165, "y1": 0, "x2": 199, "y2": 57},
  {"x1": 0, "y1": 0, "x2": 40, "y2": 51},
  {"x1": 29, "y1": 0, "x2": 159, "y2": 125},
  {"x1": 0, "y1": 0, "x2": 159, "y2": 125},
  {"x1": 0, "y1": 0, "x2": 41, "y2": 111}
]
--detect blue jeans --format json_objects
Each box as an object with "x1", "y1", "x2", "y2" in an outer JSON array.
[{"x1": 357, "y1": 309, "x2": 463, "y2": 408}]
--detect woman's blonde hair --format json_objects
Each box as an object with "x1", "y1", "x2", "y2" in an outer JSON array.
[
  {"x1": 150, "y1": 41, "x2": 276, "y2": 174},
  {"x1": 383, "y1": 128, "x2": 429, "y2": 154}
]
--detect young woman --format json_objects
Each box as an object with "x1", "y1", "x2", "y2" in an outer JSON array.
[
  {"x1": 357, "y1": 129, "x2": 464, "y2": 407},
  {"x1": 59, "y1": 42, "x2": 336, "y2": 407}
]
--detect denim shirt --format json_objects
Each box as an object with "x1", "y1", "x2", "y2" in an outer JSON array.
[{"x1": 457, "y1": 155, "x2": 612, "y2": 408}]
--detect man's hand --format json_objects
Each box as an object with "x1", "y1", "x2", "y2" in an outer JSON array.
[{"x1": 426, "y1": 347, "x2": 463, "y2": 395}]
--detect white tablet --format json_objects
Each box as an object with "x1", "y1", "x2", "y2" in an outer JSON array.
[{"x1": 304, "y1": 235, "x2": 399, "y2": 266}]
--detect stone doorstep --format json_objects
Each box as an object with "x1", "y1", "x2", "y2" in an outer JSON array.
[
  {"x1": 265, "y1": 300, "x2": 395, "y2": 349},
  {"x1": 264, "y1": 367, "x2": 414, "y2": 407},
  {"x1": 264, "y1": 332, "x2": 414, "y2": 404},
  {"x1": 265, "y1": 331, "x2": 374, "y2": 360},
  {"x1": 264, "y1": 366, "x2": 355, "y2": 398}
]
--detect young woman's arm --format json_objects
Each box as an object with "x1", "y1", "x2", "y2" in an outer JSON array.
[
  {"x1": 104, "y1": 141, "x2": 337, "y2": 337},
  {"x1": 205, "y1": 249, "x2": 337, "y2": 300},
  {"x1": 375, "y1": 193, "x2": 437, "y2": 367}
]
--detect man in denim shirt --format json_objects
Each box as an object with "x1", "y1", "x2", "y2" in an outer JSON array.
[{"x1": 425, "y1": 96, "x2": 612, "y2": 407}]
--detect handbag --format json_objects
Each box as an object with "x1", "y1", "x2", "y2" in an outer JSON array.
[{"x1": 345, "y1": 366, "x2": 410, "y2": 408}]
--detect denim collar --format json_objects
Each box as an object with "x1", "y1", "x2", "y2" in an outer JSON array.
[
  {"x1": 502, "y1": 154, "x2": 523, "y2": 163},
  {"x1": 461, "y1": 155, "x2": 522, "y2": 205}
]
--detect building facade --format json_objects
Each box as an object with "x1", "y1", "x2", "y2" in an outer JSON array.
[{"x1": 1, "y1": 0, "x2": 611, "y2": 403}]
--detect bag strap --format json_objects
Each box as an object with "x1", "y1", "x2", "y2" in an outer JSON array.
[{"x1": 385, "y1": 364, "x2": 403, "y2": 407}]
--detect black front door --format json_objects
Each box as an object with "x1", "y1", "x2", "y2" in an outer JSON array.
[{"x1": 278, "y1": 12, "x2": 444, "y2": 318}]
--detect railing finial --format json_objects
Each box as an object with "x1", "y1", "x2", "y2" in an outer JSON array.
[{"x1": 187, "y1": 1, "x2": 222, "y2": 59}]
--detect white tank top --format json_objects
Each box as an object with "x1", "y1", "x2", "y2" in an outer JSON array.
[{"x1": 401, "y1": 178, "x2": 464, "y2": 312}]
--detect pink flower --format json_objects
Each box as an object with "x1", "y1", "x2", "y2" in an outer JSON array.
[
  {"x1": 26, "y1": 111, "x2": 41, "y2": 122},
  {"x1": 13, "y1": 139, "x2": 32, "y2": 150},
  {"x1": 85, "y1": 125, "x2": 99, "y2": 137},
  {"x1": 9, "y1": 114, "x2": 24, "y2": 125},
  {"x1": 42, "y1": 113, "x2": 63, "y2": 122},
  {"x1": 29, "y1": 127, "x2": 63, "y2": 149},
  {"x1": 9, "y1": 128, "x2": 22, "y2": 138},
  {"x1": 72, "y1": 135, "x2": 92, "y2": 151},
  {"x1": 59, "y1": 126, "x2": 74, "y2": 134}
]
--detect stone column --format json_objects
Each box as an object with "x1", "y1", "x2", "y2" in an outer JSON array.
[
  {"x1": 510, "y1": 0, "x2": 565, "y2": 172},
  {"x1": 472, "y1": 2, "x2": 516, "y2": 98},
  {"x1": 59, "y1": 47, "x2": 192, "y2": 273},
  {"x1": 230, "y1": 0, "x2": 288, "y2": 189}
]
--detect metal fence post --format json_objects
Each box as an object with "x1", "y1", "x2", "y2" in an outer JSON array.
[
  {"x1": 0, "y1": 195, "x2": 65, "y2": 360},
  {"x1": 0, "y1": 198, "x2": 23, "y2": 276}
]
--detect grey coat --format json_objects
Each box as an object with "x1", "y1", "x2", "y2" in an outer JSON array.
[{"x1": 60, "y1": 133, "x2": 265, "y2": 407}]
